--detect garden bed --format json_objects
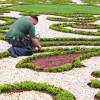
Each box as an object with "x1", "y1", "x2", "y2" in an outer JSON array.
[
  {"x1": 31, "y1": 52, "x2": 83, "y2": 69},
  {"x1": 16, "y1": 47, "x2": 100, "y2": 72}
]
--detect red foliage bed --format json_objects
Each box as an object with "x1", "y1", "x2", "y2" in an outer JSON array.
[{"x1": 31, "y1": 52, "x2": 83, "y2": 69}]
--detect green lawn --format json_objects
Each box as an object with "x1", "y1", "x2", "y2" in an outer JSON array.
[
  {"x1": 0, "y1": 0, "x2": 72, "y2": 4},
  {"x1": 13, "y1": 4, "x2": 100, "y2": 15},
  {"x1": 82, "y1": 0, "x2": 100, "y2": 4}
]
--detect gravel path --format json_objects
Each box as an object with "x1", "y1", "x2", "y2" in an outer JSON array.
[
  {"x1": 71, "y1": 0, "x2": 84, "y2": 4},
  {"x1": 0, "y1": 10, "x2": 100, "y2": 99},
  {"x1": 0, "y1": 91, "x2": 53, "y2": 100}
]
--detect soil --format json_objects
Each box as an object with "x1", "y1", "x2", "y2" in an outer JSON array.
[
  {"x1": 72, "y1": 23, "x2": 96, "y2": 29},
  {"x1": 31, "y1": 52, "x2": 83, "y2": 69}
]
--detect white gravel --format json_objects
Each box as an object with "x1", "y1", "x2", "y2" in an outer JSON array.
[
  {"x1": 65, "y1": 26, "x2": 98, "y2": 32},
  {"x1": 3, "y1": 11, "x2": 21, "y2": 18},
  {"x1": 0, "y1": 91, "x2": 53, "y2": 100},
  {"x1": 0, "y1": 40, "x2": 11, "y2": 52},
  {"x1": 44, "y1": 45, "x2": 100, "y2": 49},
  {"x1": 0, "y1": 20, "x2": 5, "y2": 24},
  {"x1": 93, "y1": 20, "x2": 100, "y2": 25},
  {"x1": 0, "y1": 4, "x2": 12, "y2": 7},
  {"x1": 71, "y1": 0, "x2": 84, "y2": 4}
]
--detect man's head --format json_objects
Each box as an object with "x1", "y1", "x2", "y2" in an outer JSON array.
[{"x1": 31, "y1": 15, "x2": 38, "y2": 25}]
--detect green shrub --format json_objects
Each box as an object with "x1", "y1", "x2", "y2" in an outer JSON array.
[
  {"x1": 95, "y1": 92, "x2": 100, "y2": 99},
  {"x1": 0, "y1": 81, "x2": 75, "y2": 100},
  {"x1": 89, "y1": 80, "x2": 100, "y2": 88},
  {"x1": 92, "y1": 71, "x2": 100, "y2": 78},
  {"x1": 0, "y1": 51, "x2": 10, "y2": 59}
]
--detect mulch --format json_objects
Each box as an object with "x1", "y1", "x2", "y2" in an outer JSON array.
[{"x1": 31, "y1": 52, "x2": 83, "y2": 69}]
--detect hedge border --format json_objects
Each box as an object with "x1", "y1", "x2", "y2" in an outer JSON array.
[
  {"x1": 16, "y1": 47, "x2": 100, "y2": 72},
  {"x1": 91, "y1": 71, "x2": 100, "y2": 78},
  {"x1": 89, "y1": 71, "x2": 100, "y2": 100},
  {"x1": 95, "y1": 92, "x2": 100, "y2": 100},
  {"x1": 47, "y1": 16, "x2": 99, "y2": 23},
  {"x1": 0, "y1": 81, "x2": 75, "y2": 100},
  {"x1": 2, "y1": 34, "x2": 100, "y2": 46},
  {"x1": 49, "y1": 22, "x2": 100, "y2": 36}
]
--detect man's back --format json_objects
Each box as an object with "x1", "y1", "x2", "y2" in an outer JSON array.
[{"x1": 7, "y1": 16, "x2": 35, "y2": 38}]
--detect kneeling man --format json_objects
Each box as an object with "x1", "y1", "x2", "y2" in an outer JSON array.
[{"x1": 6, "y1": 15, "x2": 42, "y2": 57}]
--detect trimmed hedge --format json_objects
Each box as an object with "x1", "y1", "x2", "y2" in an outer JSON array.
[
  {"x1": 0, "y1": 51, "x2": 10, "y2": 59},
  {"x1": 16, "y1": 47, "x2": 100, "y2": 72},
  {"x1": 47, "y1": 16, "x2": 98, "y2": 23},
  {"x1": 89, "y1": 80, "x2": 100, "y2": 88},
  {"x1": 95, "y1": 92, "x2": 100, "y2": 100},
  {"x1": 92, "y1": 71, "x2": 100, "y2": 78},
  {"x1": 0, "y1": 16, "x2": 17, "y2": 34},
  {"x1": 49, "y1": 23, "x2": 100, "y2": 36},
  {"x1": 89, "y1": 70, "x2": 100, "y2": 99},
  {"x1": 0, "y1": 81, "x2": 75, "y2": 100},
  {"x1": 0, "y1": 16, "x2": 17, "y2": 26}
]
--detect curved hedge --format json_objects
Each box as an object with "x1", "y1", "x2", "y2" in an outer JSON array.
[
  {"x1": 16, "y1": 47, "x2": 100, "y2": 72},
  {"x1": 0, "y1": 16, "x2": 17, "y2": 26},
  {"x1": 49, "y1": 23, "x2": 100, "y2": 36},
  {"x1": 89, "y1": 80, "x2": 100, "y2": 88},
  {"x1": 95, "y1": 92, "x2": 100, "y2": 100},
  {"x1": 89, "y1": 71, "x2": 100, "y2": 100},
  {"x1": 47, "y1": 15, "x2": 98, "y2": 23},
  {"x1": 0, "y1": 81, "x2": 75, "y2": 100},
  {"x1": 92, "y1": 71, "x2": 100, "y2": 78},
  {"x1": 0, "y1": 16, "x2": 17, "y2": 33}
]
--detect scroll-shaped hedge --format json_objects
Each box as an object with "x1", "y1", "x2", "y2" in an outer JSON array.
[{"x1": 0, "y1": 81, "x2": 75, "y2": 100}]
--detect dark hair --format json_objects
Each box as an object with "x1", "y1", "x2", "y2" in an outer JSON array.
[{"x1": 31, "y1": 15, "x2": 38, "y2": 21}]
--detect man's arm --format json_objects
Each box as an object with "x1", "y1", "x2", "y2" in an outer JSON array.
[{"x1": 32, "y1": 38, "x2": 42, "y2": 50}]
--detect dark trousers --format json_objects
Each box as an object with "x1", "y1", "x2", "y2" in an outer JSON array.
[{"x1": 7, "y1": 36, "x2": 33, "y2": 57}]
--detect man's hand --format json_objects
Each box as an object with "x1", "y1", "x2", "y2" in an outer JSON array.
[
  {"x1": 33, "y1": 47, "x2": 43, "y2": 52},
  {"x1": 32, "y1": 38, "x2": 42, "y2": 51}
]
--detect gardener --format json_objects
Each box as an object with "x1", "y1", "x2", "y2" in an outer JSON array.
[{"x1": 6, "y1": 15, "x2": 42, "y2": 57}]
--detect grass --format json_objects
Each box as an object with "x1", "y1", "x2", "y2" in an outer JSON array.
[
  {"x1": 82, "y1": 0, "x2": 100, "y2": 4},
  {"x1": 13, "y1": 4, "x2": 100, "y2": 15},
  {"x1": 0, "y1": 81, "x2": 75, "y2": 100},
  {"x1": 1, "y1": 0, "x2": 72, "y2": 4}
]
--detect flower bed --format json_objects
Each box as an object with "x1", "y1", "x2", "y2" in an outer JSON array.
[
  {"x1": 31, "y1": 52, "x2": 83, "y2": 70},
  {"x1": 0, "y1": 81, "x2": 75, "y2": 100},
  {"x1": 16, "y1": 48, "x2": 100, "y2": 72}
]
